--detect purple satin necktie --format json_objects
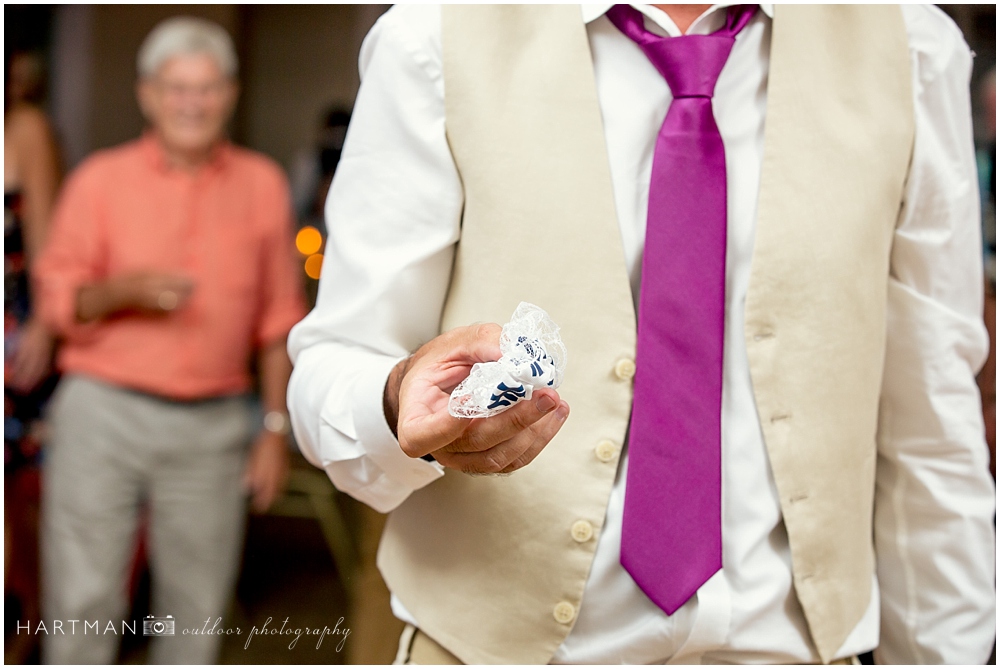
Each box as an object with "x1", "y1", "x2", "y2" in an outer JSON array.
[{"x1": 608, "y1": 4, "x2": 757, "y2": 616}]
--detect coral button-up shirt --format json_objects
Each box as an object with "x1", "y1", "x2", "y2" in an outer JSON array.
[{"x1": 34, "y1": 134, "x2": 307, "y2": 400}]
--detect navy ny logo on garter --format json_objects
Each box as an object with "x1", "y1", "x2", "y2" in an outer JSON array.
[{"x1": 487, "y1": 382, "x2": 528, "y2": 410}]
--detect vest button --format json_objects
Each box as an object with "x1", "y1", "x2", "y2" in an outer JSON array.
[
  {"x1": 553, "y1": 601, "x2": 576, "y2": 624},
  {"x1": 570, "y1": 520, "x2": 594, "y2": 542},
  {"x1": 614, "y1": 357, "x2": 636, "y2": 381},
  {"x1": 595, "y1": 440, "x2": 618, "y2": 462}
]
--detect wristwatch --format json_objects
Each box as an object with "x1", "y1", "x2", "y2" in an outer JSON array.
[{"x1": 263, "y1": 410, "x2": 291, "y2": 437}]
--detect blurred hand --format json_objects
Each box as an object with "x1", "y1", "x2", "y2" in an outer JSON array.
[
  {"x1": 243, "y1": 431, "x2": 289, "y2": 513},
  {"x1": 112, "y1": 271, "x2": 196, "y2": 312},
  {"x1": 77, "y1": 271, "x2": 195, "y2": 322},
  {"x1": 9, "y1": 318, "x2": 55, "y2": 392},
  {"x1": 384, "y1": 323, "x2": 570, "y2": 475}
]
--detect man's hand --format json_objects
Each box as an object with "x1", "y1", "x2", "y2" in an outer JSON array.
[
  {"x1": 77, "y1": 271, "x2": 195, "y2": 322},
  {"x1": 242, "y1": 431, "x2": 290, "y2": 513},
  {"x1": 9, "y1": 317, "x2": 55, "y2": 392},
  {"x1": 384, "y1": 323, "x2": 570, "y2": 475}
]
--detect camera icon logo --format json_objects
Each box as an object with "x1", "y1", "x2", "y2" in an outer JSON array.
[{"x1": 143, "y1": 615, "x2": 175, "y2": 637}]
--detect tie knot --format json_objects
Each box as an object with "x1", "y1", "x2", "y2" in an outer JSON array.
[
  {"x1": 607, "y1": 4, "x2": 758, "y2": 99},
  {"x1": 640, "y1": 35, "x2": 733, "y2": 98}
]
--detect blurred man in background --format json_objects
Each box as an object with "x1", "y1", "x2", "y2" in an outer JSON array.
[{"x1": 33, "y1": 17, "x2": 306, "y2": 664}]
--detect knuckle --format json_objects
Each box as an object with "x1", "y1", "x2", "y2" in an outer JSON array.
[
  {"x1": 475, "y1": 322, "x2": 499, "y2": 338},
  {"x1": 511, "y1": 406, "x2": 540, "y2": 431},
  {"x1": 460, "y1": 429, "x2": 491, "y2": 453},
  {"x1": 500, "y1": 401, "x2": 533, "y2": 436},
  {"x1": 499, "y1": 439, "x2": 543, "y2": 474},
  {"x1": 506, "y1": 410, "x2": 528, "y2": 431},
  {"x1": 460, "y1": 451, "x2": 508, "y2": 476},
  {"x1": 472, "y1": 322, "x2": 501, "y2": 346},
  {"x1": 481, "y1": 452, "x2": 506, "y2": 474}
]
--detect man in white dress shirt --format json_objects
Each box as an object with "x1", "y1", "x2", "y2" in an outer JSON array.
[{"x1": 287, "y1": 4, "x2": 995, "y2": 664}]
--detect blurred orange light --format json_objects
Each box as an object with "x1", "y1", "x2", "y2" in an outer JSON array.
[
  {"x1": 304, "y1": 253, "x2": 324, "y2": 280},
  {"x1": 296, "y1": 226, "x2": 323, "y2": 256}
]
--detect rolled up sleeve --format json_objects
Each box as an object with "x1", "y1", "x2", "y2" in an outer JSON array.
[{"x1": 31, "y1": 163, "x2": 106, "y2": 341}]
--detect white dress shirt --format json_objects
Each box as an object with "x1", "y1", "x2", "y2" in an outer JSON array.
[{"x1": 287, "y1": 4, "x2": 995, "y2": 664}]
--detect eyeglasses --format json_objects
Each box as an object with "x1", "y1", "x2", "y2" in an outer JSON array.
[{"x1": 154, "y1": 78, "x2": 230, "y2": 100}]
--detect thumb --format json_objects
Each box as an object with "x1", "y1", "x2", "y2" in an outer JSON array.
[
  {"x1": 398, "y1": 410, "x2": 468, "y2": 459},
  {"x1": 451, "y1": 323, "x2": 503, "y2": 364}
]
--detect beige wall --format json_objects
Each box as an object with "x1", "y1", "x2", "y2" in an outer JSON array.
[
  {"x1": 241, "y1": 5, "x2": 388, "y2": 171},
  {"x1": 50, "y1": 4, "x2": 388, "y2": 172}
]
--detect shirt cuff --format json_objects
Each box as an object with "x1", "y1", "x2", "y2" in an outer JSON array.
[{"x1": 353, "y1": 354, "x2": 445, "y2": 489}]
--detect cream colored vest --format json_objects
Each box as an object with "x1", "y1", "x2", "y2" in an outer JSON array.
[{"x1": 378, "y1": 5, "x2": 914, "y2": 664}]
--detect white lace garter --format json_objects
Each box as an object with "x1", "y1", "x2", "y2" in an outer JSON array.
[{"x1": 448, "y1": 302, "x2": 568, "y2": 419}]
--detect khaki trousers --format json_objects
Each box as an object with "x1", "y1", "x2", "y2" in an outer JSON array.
[
  {"x1": 394, "y1": 625, "x2": 861, "y2": 665},
  {"x1": 41, "y1": 375, "x2": 254, "y2": 664}
]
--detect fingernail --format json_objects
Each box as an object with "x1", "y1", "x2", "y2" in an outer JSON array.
[
  {"x1": 536, "y1": 395, "x2": 557, "y2": 413},
  {"x1": 555, "y1": 406, "x2": 569, "y2": 421}
]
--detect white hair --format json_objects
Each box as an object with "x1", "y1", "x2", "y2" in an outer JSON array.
[{"x1": 137, "y1": 16, "x2": 237, "y2": 79}]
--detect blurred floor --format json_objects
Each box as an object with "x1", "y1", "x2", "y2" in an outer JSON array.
[
  {"x1": 118, "y1": 514, "x2": 352, "y2": 663},
  {"x1": 114, "y1": 455, "x2": 401, "y2": 664}
]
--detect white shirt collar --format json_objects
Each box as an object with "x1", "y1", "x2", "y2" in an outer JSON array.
[{"x1": 582, "y1": 3, "x2": 773, "y2": 35}]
